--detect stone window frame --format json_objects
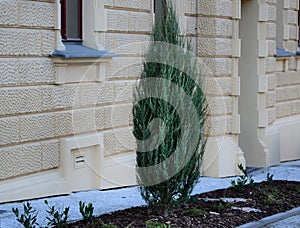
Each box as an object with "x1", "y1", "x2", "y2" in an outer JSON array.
[{"x1": 54, "y1": 0, "x2": 107, "y2": 51}]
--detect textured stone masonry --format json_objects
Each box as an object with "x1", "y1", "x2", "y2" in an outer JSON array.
[{"x1": 184, "y1": 0, "x2": 233, "y2": 17}]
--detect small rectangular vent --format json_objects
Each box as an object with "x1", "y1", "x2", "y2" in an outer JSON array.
[{"x1": 75, "y1": 154, "x2": 85, "y2": 168}]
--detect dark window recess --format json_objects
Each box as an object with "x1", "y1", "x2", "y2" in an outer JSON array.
[
  {"x1": 61, "y1": 0, "x2": 82, "y2": 42},
  {"x1": 154, "y1": 0, "x2": 166, "y2": 27},
  {"x1": 298, "y1": 0, "x2": 300, "y2": 45}
]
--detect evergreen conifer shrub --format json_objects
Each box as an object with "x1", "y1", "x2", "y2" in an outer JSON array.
[{"x1": 133, "y1": 0, "x2": 208, "y2": 216}]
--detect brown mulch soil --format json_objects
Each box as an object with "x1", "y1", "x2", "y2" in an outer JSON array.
[{"x1": 70, "y1": 180, "x2": 300, "y2": 227}]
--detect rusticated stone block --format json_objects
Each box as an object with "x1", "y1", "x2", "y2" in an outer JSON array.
[
  {"x1": 0, "y1": 117, "x2": 19, "y2": 146},
  {"x1": 288, "y1": 57, "x2": 297, "y2": 71},
  {"x1": 106, "y1": 56, "x2": 143, "y2": 79},
  {"x1": 266, "y1": 91, "x2": 276, "y2": 107},
  {"x1": 0, "y1": 29, "x2": 42, "y2": 56},
  {"x1": 276, "y1": 88, "x2": 286, "y2": 102},
  {"x1": 53, "y1": 111, "x2": 73, "y2": 136},
  {"x1": 0, "y1": 0, "x2": 18, "y2": 26},
  {"x1": 265, "y1": 57, "x2": 276, "y2": 73},
  {"x1": 0, "y1": 143, "x2": 42, "y2": 180},
  {"x1": 104, "y1": 104, "x2": 132, "y2": 129},
  {"x1": 0, "y1": 58, "x2": 18, "y2": 85},
  {"x1": 268, "y1": 108, "x2": 276, "y2": 125},
  {"x1": 267, "y1": 74, "x2": 277, "y2": 90},
  {"x1": 283, "y1": 40, "x2": 298, "y2": 53},
  {"x1": 41, "y1": 139, "x2": 59, "y2": 169},
  {"x1": 41, "y1": 30, "x2": 55, "y2": 55},
  {"x1": 19, "y1": 58, "x2": 55, "y2": 84},
  {"x1": 203, "y1": 77, "x2": 232, "y2": 96},
  {"x1": 291, "y1": 100, "x2": 300, "y2": 114},
  {"x1": 80, "y1": 82, "x2": 114, "y2": 106},
  {"x1": 266, "y1": 23, "x2": 276, "y2": 39},
  {"x1": 267, "y1": 40, "x2": 276, "y2": 56},
  {"x1": 0, "y1": 87, "x2": 42, "y2": 115},
  {"x1": 288, "y1": 25, "x2": 298, "y2": 40},
  {"x1": 19, "y1": 113, "x2": 55, "y2": 142},
  {"x1": 276, "y1": 102, "x2": 291, "y2": 118},
  {"x1": 201, "y1": 58, "x2": 232, "y2": 77},
  {"x1": 185, "y1": 0, "x2": 233, "y2": 17},
  {"x1": 129, "y1": 11, "x2": 152, "y2": 32},
  {"x1": 106, "y1": 0, "x2": 150, "y2": 10},
  {"x1": 19, "y1": 1, "x2": 55, "y2": 28},
  {"x1": 106, "y1": 10, "x2": 129, "y2": 32},
  {"x1": 288, "y1": 0, "x2": 298, "y2": 9},
  {"x1": 95, "y1": 107, "x2": 105, "y2": 130},
  {"x1": 186, "y1": 17, "x2": 232, "y2": 37},
  {"x1": 72, "y1": 109, "x2": 97, "y2": 134},
  {"x1": 42, "y1": 85, "x2": 80, "y2": 111},
  {"x1": 204, "y1": 115, "x2": 232, "y2": 136},
  {"x1": 288, "y1": 10, "x2": 298, "y2": 24},
  {"x1": 104, "y1": 128, "x2": 135, "y2": 155},
  {"x1": 207, "y1": 96, "x2": 232, "y2": 116},
  {"x1": 267, "y1": 5, "x2": 276, "y2": 21},
  {"x1": 285, "y1": 86, "x2": 298, "y2": 100},
  {"x1": 195, "y1": 38, "x2": 232, "y2": 57},
  {"x1": 105, "y1": 33, "x2": 150, "y2": 54},
  {"x1": 114, "y1": 80, "x2": 135, "y2": 102}
]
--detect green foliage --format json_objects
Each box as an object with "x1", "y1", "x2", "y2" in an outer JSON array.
[
  {"x1": 212, "y1": 202, "x2": 233, "y2": 213},
  {"x1": 183, "y1": 207, "x2": 206, "y2": 217},
  {"x1": 79, "y1": 201, "x2": 94, "y2": 222},
  {"x1": 12, "y1": 202, "x2": 39, "y2": 228},
  {"x1": 133, "y1": 0, "x2": 207, "y2": 216},
  {"x1": 146, "y1": 220, "x2": 171, "y2": 228},
  {"x1": 231, "y1": 164, "x2": 254, "y2": 191},
  {"x1": 263, "y1": 193, "x2": 282, "y2": 206},
  {"x1": 266, "y1": 172, "x2": 274, "y2": 184},
  {"x1": 102, "y1": 224, "x2": 118, "y2": 228},
  {"x1": 44, "y1": 200, "x2": 69, "y2": 227}
]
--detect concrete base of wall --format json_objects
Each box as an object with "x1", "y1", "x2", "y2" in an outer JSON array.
[
  {"x1": 275, "y1": 115, "x2": 300, "y2": 162},
  {"x1": 0, "y1": 133, "x2": 136, "y2": 203},
  {"x1": 202, "y1": 136, "x2": 245, "y2": 177},
  {"x1": 265, "y1": 125, "x2": 281, "y2": 166}
]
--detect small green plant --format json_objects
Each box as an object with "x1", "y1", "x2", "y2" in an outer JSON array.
[
  {"x1": 79, "y1": 201, "x2": 94, "y2": 222},
  {"x1": 231, "y1": 164, "x2": 254, "y2": 191},
  {"x1": 146, "y1": 220, "x2": 171, "y2": 228},
  {"x1": 212, "y1": 202, "x2": 233, "y2": 213},
  {"x1": 266, "y1": 172, "x2": 274, "y2": 184},
  {"x1": 44, "y1": 200, "x2": 69, "y2": 228},
  {"x1": 263, "y1": 194, "x2": 282, "y2": 206},
  {"x1": 12, "y1": 202, "x2": 39, "y2": 228},
  {"x1": 183, "y1": 207, "x2": 206, "y2": 217}
]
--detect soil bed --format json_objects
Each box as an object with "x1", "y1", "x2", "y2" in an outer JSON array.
[{"x1": 70, "y1": 180, "x2": 300, "y2": 227}]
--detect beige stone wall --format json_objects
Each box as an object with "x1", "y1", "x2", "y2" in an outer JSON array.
[
  {"x1": 0, "y1": 0, "x2": 245, "y2": 192},
  {"x1": 0, "y1": 0, "x2": 57, "y2": 181},
  {"x1": 185, "y1": 0, "x2": 245, "y2": 177},
  {"x1": 274, "y1": 0, "x2": 300, "y2": 120},
  {"x1": 103, "y1": 0, "x2": 152, "y2": 176},
  {"x1": 266, "y1": 0, "x2": 278, "y2": 126},
  {"x1": 268, "y1": 0, "x2": 300, "y2": 162},
  {"x1": 1, "y1": 0, "x2": 299, "y2": 202}
]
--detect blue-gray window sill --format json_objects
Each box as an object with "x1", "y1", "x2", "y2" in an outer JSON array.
[
  {"x1": 275, "y1": 48, "x2": 295, "y2": 58},
  {"x1": 52, "y1": 44, "x2": 118, "y2": 59}
]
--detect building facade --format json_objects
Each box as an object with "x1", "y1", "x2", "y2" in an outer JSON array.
[{"x1": 0, "y1": 0, "x2": 299, "y2": 203}]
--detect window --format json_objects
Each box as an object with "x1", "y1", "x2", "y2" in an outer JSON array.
[
  {"x1": 153, "y1": 0, "x2": 186, "y2": 35},
  {"x1": 61, "y1": 0, "x2": 82, "y2": 42},
  {"x1": 154, "y1": 0, "x2": 166, "y2": 26}
]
